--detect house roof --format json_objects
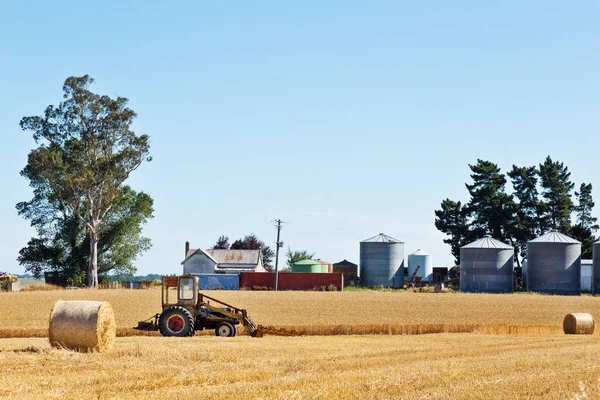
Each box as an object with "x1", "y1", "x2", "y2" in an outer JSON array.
[
  {"x1": 333, "y1": 259, "x2": 357, "y2": 267},
  {"x1": 361, "y1": 233, "x2": 403, "y2": 243},
  {"x1": 530, "y1": 231, "x2": 580, "y2": 244},
  {"x1": 206, "y1": 249, "x2": 261, "y2": 265},
  {"x1": 462, "y1": 235, "x2": 513, "y2": 249},
  {"x1": 181, "y1": 248, "x2": 218, "y2": 265}
]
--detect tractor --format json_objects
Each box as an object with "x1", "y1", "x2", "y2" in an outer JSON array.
[{"x1": 136, "y1": 275, "x2": 263, "y2": 338}]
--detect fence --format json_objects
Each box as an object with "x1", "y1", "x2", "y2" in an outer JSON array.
[{"x1": 239, "y1": 272, "x2": 343, "y2": 291}]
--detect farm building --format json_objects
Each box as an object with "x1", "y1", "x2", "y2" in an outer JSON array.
[
  {"x1": 332, "y1": 259, "x2": 358, "y2": 286},
  {"x1": 182, "y1": 242, "x2": 266, "y2": 274},
  {"x1": 360, "y1": 233, "x2": 404, "y2": 288},
  {"x1": 581, "y1": 260, "x2": 592, "y2": 293},
  {"x1": 460, "y1": 235, "x2": 514, "y2": 294},
  {"x1": 527, "y1": 231, "x2": 581, "y2": 295}
]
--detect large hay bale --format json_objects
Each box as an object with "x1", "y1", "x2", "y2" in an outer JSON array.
[
  {"x1": 563, "y1": 313, "x2": 595, "y2": 335},
  {"x1": 49, "y1": 300, "x2": 116, "y2": 352}
]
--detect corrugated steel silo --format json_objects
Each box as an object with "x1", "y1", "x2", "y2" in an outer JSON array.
[
  {"x1": 360, "y1": 233, "x2": 404, "y2": 288},
  {"x1": 521, "y1": 259, "x2": 528, "y2": 290},
  {"x1": 593, "y1": 241, "x2": 600, "y2": 295},
  {"x1": 460, "y1": 235, "x2": 514, "y2": 293},
  {"x1": 527, "y1": 231, "x2": 581, "y2": 295},
  {"x1": 407, "y1": 249, "x2": 433, "y2": 282}
]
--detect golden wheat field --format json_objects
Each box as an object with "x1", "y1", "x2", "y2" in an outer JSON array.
[
  {"x1": 1, "y1": 289, "x2": 600, "y2": 337},
  {"x1": 3, "y1": 289, "x2": 600, "y2": 399},
  {"x1": 1, "y1": 334, "x2": 600, "y2": 399}
]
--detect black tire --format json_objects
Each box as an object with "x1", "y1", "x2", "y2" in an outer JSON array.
[
  {"x1": 215, "y1": 322, "x2": 235, "y2": 337},
  {"x1": 158, "y1": 306, "x2": 195, "y2": 337}
]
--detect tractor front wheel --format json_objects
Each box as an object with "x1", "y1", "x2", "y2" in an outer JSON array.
[
  {"x1": 215, "y1": 322, "x2": 235, "y2": 337},
  {"x1": 158, "y1": 306, "x2": 195, "y2": 337}
]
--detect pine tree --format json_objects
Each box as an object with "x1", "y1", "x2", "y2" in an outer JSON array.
[
  {"x1": 571, "y1": 183, "x2": 598, "y2": 258},
  {"x1": 434, "y1": 199, "x2": 471, "y2": 265},
  {"x1": 538, "y1": 156, "x2": 574, "y2": 233}
]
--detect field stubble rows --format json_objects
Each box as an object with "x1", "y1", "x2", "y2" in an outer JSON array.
[{"x1": 1, "y1": 334, "x2": 599, "y2": 399}]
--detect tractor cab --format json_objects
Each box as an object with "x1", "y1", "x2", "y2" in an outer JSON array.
[{"x1": 162, "y1": 275, "x2": 198, "y2": 314}]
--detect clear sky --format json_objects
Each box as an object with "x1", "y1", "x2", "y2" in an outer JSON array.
[{"x1": 1, "y1": 1, "x2": 598, "y2": 275}]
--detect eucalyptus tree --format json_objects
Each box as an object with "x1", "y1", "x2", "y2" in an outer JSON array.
[{"x1": 19, "y1": 75, "x2": 151, "y2": 287}]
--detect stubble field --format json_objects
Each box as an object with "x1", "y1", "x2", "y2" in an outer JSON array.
[{"x1": 2, "y1": 289, "x2": 600, "y2": 398}]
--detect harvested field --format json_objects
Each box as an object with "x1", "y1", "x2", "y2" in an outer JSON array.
[
  {"x1": 1, "y1": 289, "x2": 600, "y2": 337},
  {"x1": 1, "y1": 334, "x2": 600, "y2": 399}
]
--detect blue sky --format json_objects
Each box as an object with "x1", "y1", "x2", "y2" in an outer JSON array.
[{"x1": 1, "y1": 1, "x2": 598, "y2": 275}]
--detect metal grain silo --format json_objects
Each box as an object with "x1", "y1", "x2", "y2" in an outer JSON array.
[
  {"x1": 407, "y1": 249, "x2": 433, "y2": 282},
  {"x1": 360, "y1": 233, "x2": 404, "y2": 288},
  {"x1": 527, "y1": 231, "x2": 581, "y2": 295},
  {"x1": 593, "y1": 241, "x2": 600, "y2": 295},
  {"x1": 460, "y1": 235, "x2": 514, "y2": 293}
]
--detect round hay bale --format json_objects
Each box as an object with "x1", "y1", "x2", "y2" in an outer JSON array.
[
  {"x1": 49, "y1": 300, "x2": 116, "y2": 352},
  {"x1": 563, "y1": 313, "x2": 595, "y2": 335}
]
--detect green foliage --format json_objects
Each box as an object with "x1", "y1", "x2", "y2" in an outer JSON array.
[
  {"x1": 434, "y1": 199, "x2": 470, "y2": 264},
  {"x1": 286, "y1": 248, "x2": 316, "y2": 268},
  {"x1": 538, "y1": 156, "x2": 574, "y2": 232},
  {"x1": 17, "y1": 185, "x2": 154, "y2": 286},
  {"x1": 19, "y1": 75, "x2": 151, "y2": 287},
  {"x1": 571, "y1": 183, "x2": 599, "y2": 258}
]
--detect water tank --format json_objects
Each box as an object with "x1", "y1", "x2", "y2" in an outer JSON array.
[
  {"x1": 291, "y1": 259, "x2": 325, "y2": 273},
  {"x1": 407, "y1": 249, "x2": 433, "y2": 282},
  {"x1": 593, "y1": 241, "x2": 600, "y2": 295},
  {"x1": 460, "y1": 235, "x2": 514, "y2": 293},
  {"x1": 360, "y1": 233, "x2": 404, "y2": 288},
  {"x1": 527, "y1": 231, "x2": 581, "y2": 295}
]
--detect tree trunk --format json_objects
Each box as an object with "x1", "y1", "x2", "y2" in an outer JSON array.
[{"x1": 88, "y1": 230, "x2": 99, "y2": 288}]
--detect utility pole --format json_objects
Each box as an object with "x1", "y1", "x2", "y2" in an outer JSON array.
[{"x1": 274, "y1": 219, "x2": 283, "y2": 291}]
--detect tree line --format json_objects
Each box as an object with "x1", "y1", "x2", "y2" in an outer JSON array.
[{"x1": 435, "y1": 157, "x2": 598, "y2": 268}]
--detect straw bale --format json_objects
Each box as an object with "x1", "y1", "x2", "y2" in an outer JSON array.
[
  {"x1": 563, "y1": 313, "x2": 595, "y2": 335},
  {"x1": 49, "y1": 300, "x2": 116, "y2": 352}
]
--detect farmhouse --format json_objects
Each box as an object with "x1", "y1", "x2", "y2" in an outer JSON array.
[{"x1": 182, "y1": 242, "x2": 266, "y2": 274}]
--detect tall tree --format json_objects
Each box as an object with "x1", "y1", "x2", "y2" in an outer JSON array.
[
  {"x1": 230, "y1": 233, "x2": 275, "y2": 270},
  {"x1": 507, "y1": 165, "x2": 545, "y2": 259},
  {"x1": 434, "y1": 199, "x2": 471, "y2": 265},
  {"x1": 17, "y1": 186, "x2": 153, "y2": 285},
  {"x1": 570, "y1": 183, "x2": 598, "y2": 258},
  {"x1": 465, "y1": 160, "x2": 515, "y2": 241},
  {"x1": 212, "y1": 236, "x2": 230, "y2": 250},
  {"x1": 19, "y1": 75, "x2": 151, "y2": 287},
  {"x1": 286, "y1": 248, "x2": 315, "y2": 268},
  {"x1": 538, "y1": 156, "x2": 574, "y2": 233}
]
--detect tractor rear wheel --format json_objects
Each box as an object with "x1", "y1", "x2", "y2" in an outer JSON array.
[
  {"x1": 158, "y1": 306, "x2": 195, "y2": 337},
  {"x1": 215, "y1": 322, "x2": 235, "y2": 337}
]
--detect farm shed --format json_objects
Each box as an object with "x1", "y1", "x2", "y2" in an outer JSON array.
[
  {"x1": 360, "y1": 233, "x2": 404, "y2": 288},
  {"x1": 460, "y1": 235, "x2": 514, "y2": 294},
  {"x1": 239, "y1": 272, "x2": 343, "y2": 291},
  {"x1": 527, "y1": 231, "x2": 581, "y2": 295},
  {"x1": 594, "y1": 241, "x2": 600, "y2": 295},
  {"x1": 581, "y1": 260, "x2": 593, "y2": 293},
  {"x1": 332, "y1": 259, "x2": 358, "y2": 286}
]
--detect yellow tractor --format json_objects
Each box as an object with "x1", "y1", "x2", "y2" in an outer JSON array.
[{"x1": 136, "y1": 275, "x2": 263, "y2": 338}]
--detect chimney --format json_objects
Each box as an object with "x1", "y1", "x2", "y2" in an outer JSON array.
[{"x1": 185, "y1": 241, "x2": 190, "y2": 257}]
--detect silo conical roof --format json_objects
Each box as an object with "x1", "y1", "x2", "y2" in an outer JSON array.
[
  {"x1": 409, "y1": 249, "x2": 431, "y2": 256},
  {"x1": 462, "y1": 235, "x2": 513, "y2": 249},
  {"x1": 530, "y1": 231, "x2": 580, "y2": 244},
  {"x1": 361, "y1": 233, "x2": 403, "y2": 243}
]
